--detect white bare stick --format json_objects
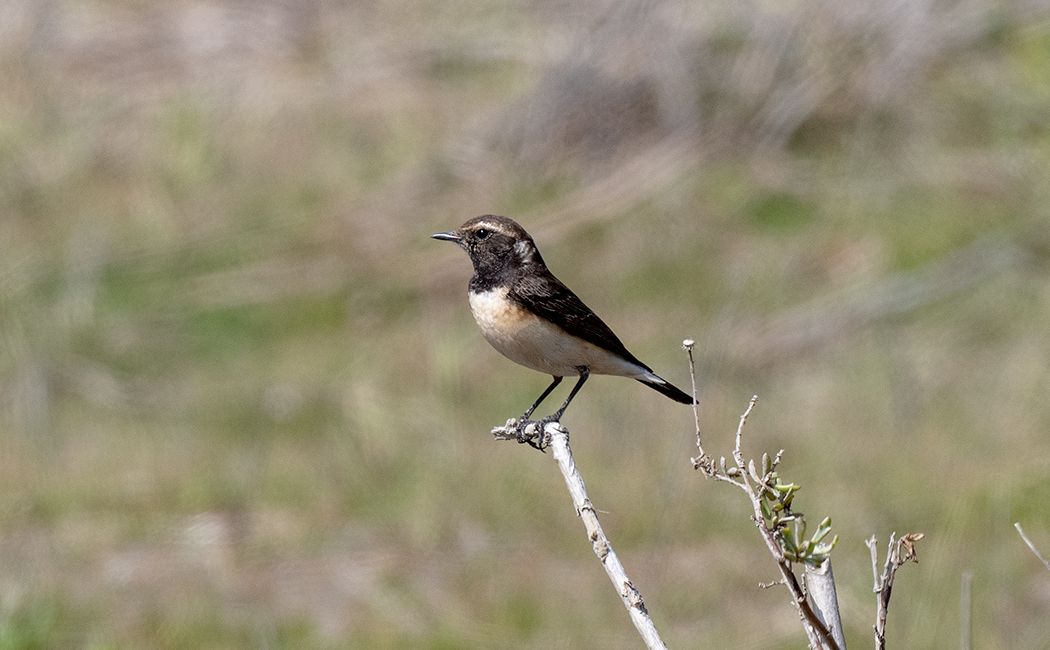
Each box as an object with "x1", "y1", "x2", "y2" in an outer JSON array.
[
  {"x1": 805, "y1": 559, "x2": 847, "y2": 650},
  {"x1": 546, "y1": 421, "x2": 669, "y2": 650},
  {"x1": 1014, "y1": 522, "x2": 1050, "y2": 572}
]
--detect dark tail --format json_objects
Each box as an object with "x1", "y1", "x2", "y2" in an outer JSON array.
[{"x1": 637, "y1": 377, "x2": 696, "y2": 405}]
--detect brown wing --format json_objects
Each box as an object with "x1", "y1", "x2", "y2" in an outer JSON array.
[{"x1": 510, "y1": 271, "x2": 652, "y2": 371}]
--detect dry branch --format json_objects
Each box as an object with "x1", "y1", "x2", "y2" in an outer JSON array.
[
  {"x1": 866, "y1": 532, "x2": 924, "y2": 650},
  {"x1": 492, "y1": 420, "x2": 668, "y2": 650},
  {"x1": 691, "y1": 393, "x2": 843, "y2": 650},
  {"x1": 806, "y1": 559, "x2": 847, "y2": 650},
  {"x1": 1014, "y1": 522, "x2": 1050, "y2": 572},
  {"x1": 685, "y1": 337, "x2": 931, "y2": 650}
]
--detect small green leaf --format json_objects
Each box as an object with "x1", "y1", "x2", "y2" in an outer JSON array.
[
  {"x1": 794, "y1": 518, "x2": 807, "y2": 548},
  {"x1": 811, "y1": 520, "x2": 832, "y2": 545}
]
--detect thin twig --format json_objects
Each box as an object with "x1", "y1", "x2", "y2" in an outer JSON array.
[
  {"x1": 545, "y1": 422, "x2": 668, "y2": 650},
  {"x1": 682, "y1": 339, "x2": 710, "y2": 472},
  {"x1": 866, "y1": 532, "x2": 924, "y2": 650},
  {"x1": 867, "y1": 534, "x2": 880, "y2": 588},
  {"x1": 732, "y1": 396, "x2": 758, "y2": 469},
  {"x1": 1014, "y1": 522, "x2": 1050, "y2": 572},
  {"x1": 868, "y1": 532, "x2": 896, "y2": 650}
]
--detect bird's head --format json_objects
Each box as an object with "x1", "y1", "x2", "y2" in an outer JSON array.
[{"x1": 432, "y1": 215, "x2": 544, "y2": 274}]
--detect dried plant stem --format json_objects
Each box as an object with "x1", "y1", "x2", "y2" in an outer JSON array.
[
  {"x1": 491, "y1": 421, "x2": 666, "y2": 647},
  {"x1": 1014, "y1": 522, "x2": 1050, "y2": 572},
  {"x1": 806, "y1": 559, "x2": 848, "y2": 650},
  {"x1": 738, "y1": 467, "x2": 840, "y2": 648},
  {"x1": 681, "y1": 345, "x2": 924, "y2": 650},
  {"x1": 544, "y1": 422, "x2": 668, "y2": 650},
  {"x1": 683, "y1": 340, "x2": 847, "y2": 649},
  {"x1": 866, "y1": 532, "x2": 924, "y2": 650},
  {"x1": 683, "y1": 339, "x2": 710, "y2": 471},
  {"x1": 703, "y1": 396, "x2": 842, "y2": 650}
]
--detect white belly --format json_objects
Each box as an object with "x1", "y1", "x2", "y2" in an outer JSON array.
[{"x1": 468, "y1": 287, "x2": 648, "y2": 378}]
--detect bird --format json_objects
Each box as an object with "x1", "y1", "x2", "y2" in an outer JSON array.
[{"x1": 432, "y1": 215, "x2": 694, "y2": 446}]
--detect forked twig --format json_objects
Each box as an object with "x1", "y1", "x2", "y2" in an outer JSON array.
[
  {"x1": 695, "y1": 393, "x2": 842, "y2": 650},
  {"x1": 866, "y1": 532, "x2": 924, "y2": 650}
]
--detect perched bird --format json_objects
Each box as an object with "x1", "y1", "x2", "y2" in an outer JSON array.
[{"x1": 432, "y1": 215, "x2": 693, "y2": 444}]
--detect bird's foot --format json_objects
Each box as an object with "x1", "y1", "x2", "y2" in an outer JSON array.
[
  {"x1": 520, "y1": 415, "x2": 563, "y2": 451},
  {"x1": 517, "y1": 416, "x2": 560, "y2": 451},
  {"x1": 515, "y1": 418, "x2": 544, "y2": 451},
  {"x1": 491, "y1": 416, "x2": 558, "y2": 451}
]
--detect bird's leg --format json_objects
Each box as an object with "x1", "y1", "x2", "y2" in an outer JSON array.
[
  {"x1": 518, "y1": 376, "x2": 562, "y2": 423},
  {"x1": 550, "y1": 366, "x2": 589, "y2": 421},
  {"x1": 531, "y1": 367, "x2": 589, "y2": 439},
  {"x1": 517, "y1": 368, "x2": 589, "y2": 450},
  {"x1": 512, "y1": 373, "x2": 562, "y2": 449}
]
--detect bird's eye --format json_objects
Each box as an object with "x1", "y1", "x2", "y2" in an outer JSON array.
[{"x1": 475, "y1": 228, "x2": 490, "y2": 240}]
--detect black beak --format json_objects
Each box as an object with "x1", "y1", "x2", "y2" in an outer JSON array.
[{"x1": 431, "y1": 231, "x2": 462, "y2": 242}]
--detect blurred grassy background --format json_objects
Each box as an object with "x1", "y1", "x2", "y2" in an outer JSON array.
[{"x1": 2, "y1": 0, "x2": 1050, "y2": 648}]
